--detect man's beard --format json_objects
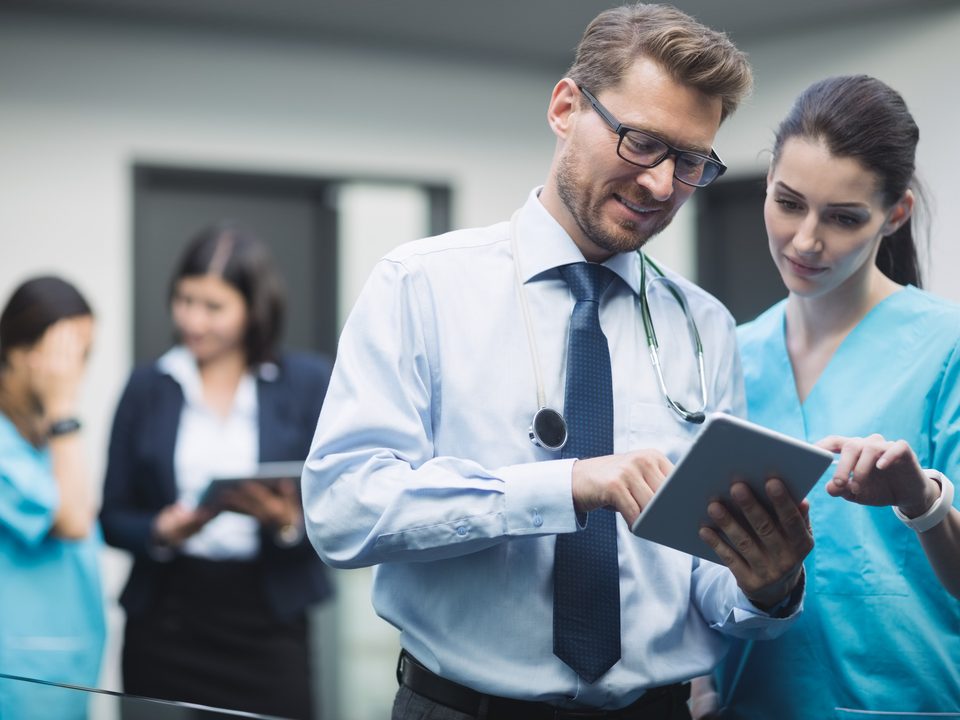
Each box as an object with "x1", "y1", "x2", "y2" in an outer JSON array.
[{"x1": 554, "y1": 150, "x2": 677, "y2": 255}]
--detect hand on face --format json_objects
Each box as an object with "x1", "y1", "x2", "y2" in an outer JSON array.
[
  {"x1": 215, "y1": 478, "x2": 302, "y2": 529},
  {"x1": 697, "y1": 479, "x2": 813, "y2": 610},
  {"x1": 817, "y1": 434, "x2": 938, "y2": 516},
  {"x1": 29, "y1": 317, "x2": 93, "y2": 418},
  {"x1": 570, "y1": 449, "x2": 674, "y2": 526}
]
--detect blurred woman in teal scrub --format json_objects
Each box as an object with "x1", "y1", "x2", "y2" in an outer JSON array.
[
  {"x1": 0, "y1": 276, "x2": 105, "y2": 720},
  {"x1": 700, "y1": 76, "x2": 960, "y2": 718}
]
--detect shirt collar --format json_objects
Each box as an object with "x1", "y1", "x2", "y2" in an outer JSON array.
[
  {"x1": 513, "y1": 187, "x2": 644, "y2": 296},
  {"x1": 157, "y1": 346, "x2": 258, "y2": 417}
]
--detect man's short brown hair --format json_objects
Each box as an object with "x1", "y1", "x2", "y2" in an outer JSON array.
[{"x1": 567, "y1": 3, "x2": 752, "y2": 122}]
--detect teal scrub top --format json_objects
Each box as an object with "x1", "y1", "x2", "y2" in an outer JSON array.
[
  {"x1": 0, "y1": 413, "x2": 105, "y2": 720},
  {"x1": 716, "y1": 286, "x2": 960, "y2": 719}
]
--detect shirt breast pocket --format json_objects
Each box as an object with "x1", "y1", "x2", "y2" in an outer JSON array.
[
  {"x1": 626, "y1": 402, "x2": 700, "y2": 464},
  {"x1": 810, "y1": 485, "x2": 910, "y2": 597}
]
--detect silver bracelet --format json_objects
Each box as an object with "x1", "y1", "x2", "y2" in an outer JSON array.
[{"x1": 893, "y1": 470, "x2": 954, "y2": 533}]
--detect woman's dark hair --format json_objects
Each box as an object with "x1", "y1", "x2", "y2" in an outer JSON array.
[
  {"x1": 0, "y1": 276, "x2": 93, "y2": 366},
  {"x1": 169, "y1": 222, "x2": 286, "y2": 365},
  {"x1": 772, "y1": 74, "x2": 925, "y2": 287}
]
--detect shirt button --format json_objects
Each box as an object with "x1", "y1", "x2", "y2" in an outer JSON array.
[
  {"x1": 533, "y1": 511, "x2": 543, "y2": 527},
  {"x1": 456, "y1": 526, "x2": 468, "y2": 537}
]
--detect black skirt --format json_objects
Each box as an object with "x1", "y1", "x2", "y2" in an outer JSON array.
[{"x1": 122, "y1": 555, "x2": 313, "y2": 720}]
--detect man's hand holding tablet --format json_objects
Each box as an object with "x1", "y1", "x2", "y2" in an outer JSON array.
[{"x1": 627, "y1": 413, "x2": 830, "y2": 608}]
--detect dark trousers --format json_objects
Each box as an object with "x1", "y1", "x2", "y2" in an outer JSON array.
[
  {"x1": 122, "y1": 556, "x2": 313, "y2": 720},
  {"x1": 393, "y1": 686, "x2": 476, "y2": 720}
]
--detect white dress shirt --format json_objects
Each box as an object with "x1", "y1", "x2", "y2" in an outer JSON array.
[
  {"x1": 159, "y1": 347, "x2": 260, "y2": 560},
  {"x1": 303, "y1": 188, "x2": 799, "y2": 709}
]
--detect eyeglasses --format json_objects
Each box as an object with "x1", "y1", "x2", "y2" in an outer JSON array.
[{"x1": 579, "y1": 86, "x2": 727, "y2": 188}]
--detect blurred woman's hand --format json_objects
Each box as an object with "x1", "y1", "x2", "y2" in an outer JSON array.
[
  {"x1": 153, "y1": 503, "x2": 217, "y2": 547},
  {"x1": 30, "y1": 318, "x2": 90, "y2": 420},
  {"x1": 217, "y1": 478, "x2": 302, "y2": 530}
]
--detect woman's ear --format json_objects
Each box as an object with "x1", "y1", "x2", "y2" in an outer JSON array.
[
  {"x1": 882, "y1": 189, "x2": 915, "y2": 236},
  {"x1": 547, "y1": 78, "x2": 581, "y2": 140}
]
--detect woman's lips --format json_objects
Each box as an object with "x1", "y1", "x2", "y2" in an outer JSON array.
[{"x1": 785, "y1": 255, "x2": 827, "y2": 277}]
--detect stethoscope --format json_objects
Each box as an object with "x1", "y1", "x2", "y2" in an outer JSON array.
[{"x1": 511, "y1": 213, "x2": 708, "y2": 453}]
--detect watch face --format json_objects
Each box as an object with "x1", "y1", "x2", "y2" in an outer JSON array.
[{"x1": 531, "y1": 407, "x2": 567, "y2": 451}]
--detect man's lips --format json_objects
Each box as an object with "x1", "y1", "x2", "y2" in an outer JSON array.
[{"x1": 614, "y1": 193, "x2": 663, "y2": 215}]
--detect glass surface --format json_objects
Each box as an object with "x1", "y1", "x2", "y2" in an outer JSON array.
[{"x1": 0, "y1": 672, "x2": 290, "y2": 720}]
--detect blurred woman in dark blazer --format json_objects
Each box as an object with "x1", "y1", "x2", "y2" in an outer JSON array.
[{"x1": 100, "y1": 222, "x2": 332, "y2": 719}]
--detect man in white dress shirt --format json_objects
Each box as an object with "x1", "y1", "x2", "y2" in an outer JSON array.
[{"x1": 303, "y1": 4, "x2": 814, "y2": 719}]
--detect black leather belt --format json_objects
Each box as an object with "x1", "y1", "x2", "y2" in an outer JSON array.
[{"x1": 396, "y1": 650, "x2": 691, "y2": 720}]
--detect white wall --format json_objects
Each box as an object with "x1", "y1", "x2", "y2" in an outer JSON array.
[{"x1": 2, "y1": 4, "x2": 959, "y2": 717}]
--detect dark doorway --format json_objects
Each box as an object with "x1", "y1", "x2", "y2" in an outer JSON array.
[
  {"x1": 133, "y1": 166, "x2": 340, "y2": 363},
  {"x1": 696, "y1": 174, "x2": 786, "y2": 325},
  {"x1": 133, "y1": 167, "x2": 453, "y2": 365}
]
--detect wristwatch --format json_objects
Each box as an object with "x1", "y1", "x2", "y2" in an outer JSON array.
[
  {"x1": 47, "y1": 417, "x2": 82, "y2": 438},
  {"x1": 893, "y1": 470, "x2": 955, "y2": 533}
]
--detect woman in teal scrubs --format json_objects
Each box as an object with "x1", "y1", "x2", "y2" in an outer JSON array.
[
  {"x1": 0, "y1": 276, "x2": 105, "y2": 720},
  {"x1": 704, "y1": 76, "x2": 960, "y2": 718}
]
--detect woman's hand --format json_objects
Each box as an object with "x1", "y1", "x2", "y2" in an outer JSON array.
[
  {"x1": 30, "y1": 318, "x2": 89, "y2": 421},
  {"x1": 216, "y1": 478, "x2": 302, "y2": 530},
  {"x1": 690, "y1": 675, "x2": 722, "y2": 719},
  {"x1": 153, "y1": 503, "x2": 217, "y2": 547},
  {"x1": 816, "y1": 434, "x2": 940, "y2": 517}
]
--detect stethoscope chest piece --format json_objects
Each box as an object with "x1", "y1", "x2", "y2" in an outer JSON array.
[{"x1": 528, "y1": 406, "x2": 568, "y2": 451}]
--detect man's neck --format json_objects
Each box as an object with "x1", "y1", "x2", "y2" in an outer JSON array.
[{"x1": 538, "y1": 180, "x2": 613, "y2": 263}]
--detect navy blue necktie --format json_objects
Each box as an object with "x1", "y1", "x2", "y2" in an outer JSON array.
[{"x1": 553, "y1": 262, "x2": 621, "y2": 683}]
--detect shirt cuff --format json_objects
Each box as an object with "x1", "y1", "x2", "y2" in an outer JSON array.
[
  {"x1": 744, "y1": 567, "x2": 806, "y2": 619},
  {"x1": 501, "y1": 458, "x2": 579, "y2": 536}
]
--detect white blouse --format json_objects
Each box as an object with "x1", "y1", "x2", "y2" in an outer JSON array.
[{"x1": 158, "y1": 346, "x2": 260, "y2": 560}]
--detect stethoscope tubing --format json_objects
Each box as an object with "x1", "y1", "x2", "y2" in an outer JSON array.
[{"x1": 510, "y1": 211, "x2": 708, "y2": 452}]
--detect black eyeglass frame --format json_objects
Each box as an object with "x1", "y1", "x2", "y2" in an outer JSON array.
[{"x1": 578, "y1": 85, "x2": 727, "y2": 188}]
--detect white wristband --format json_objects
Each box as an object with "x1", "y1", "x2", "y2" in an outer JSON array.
[{"x1": 893, "y1": 470, "x2": 954, "y2": 533}]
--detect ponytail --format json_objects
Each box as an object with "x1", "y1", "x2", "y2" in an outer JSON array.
[{"x1": 877, "y1": 223, "x2": 921, "y2": 288}]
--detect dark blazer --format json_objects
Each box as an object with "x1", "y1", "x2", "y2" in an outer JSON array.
[{"x1": 100, "y1": 351, "x2": 334, "y2": 621}]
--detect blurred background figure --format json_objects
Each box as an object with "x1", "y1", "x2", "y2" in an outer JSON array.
[
  {"x1": 0, "y1": 276, "x2": 105, "y2": 720},
  {"x1": 100, "y1": 222, "x2": 333, "y2": 719}
]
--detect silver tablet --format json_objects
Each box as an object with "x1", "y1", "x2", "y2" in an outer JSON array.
[
  {"x1": 199, "y1": 460, "x2": 304, "y2": 508},
  {"x1": 629, "y1": 412, "x2": 834, "y2": 562}
]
